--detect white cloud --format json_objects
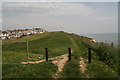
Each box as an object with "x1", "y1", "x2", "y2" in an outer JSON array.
[{"x1": 3, "y1": 3, "x2": 96, "y2": 16}]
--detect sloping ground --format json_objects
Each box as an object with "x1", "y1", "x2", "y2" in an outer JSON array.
[
  {"x1": 51, "y1": 54, "x2": 68, "y2": 73},
  {"x1": 59, "y1": 34, "x2": 90, "y2": 78},
  {"x1": 3, "y1": 62, "x2": 57, "y2": 78},
  {"x1": 21, "y1": 54, "x2": 68, "y2": 78},
  {"x1": 79, "y1": 58, "x2": 87, "y2": 73},
  {"x1": 2, "y1": 31, "x2": 72, "y2": 78},
  {"x1": 21, "y1": 54, "x2": 68, "y2": 65},
  {"x1": 3, "y1": 32, "x2": 50, "y2": 42},
  {"x1": 79, "y1": 57, "x2": 90, "y2": 78},
  {"x1": 2, "y1": 31, "x2": 119, "y2": 78},
  {"x1": 3, "y1": 32, "x2": 72, "y2": 59},
  {"x1": 60, "y1": 33, "x2": 118, "y2": 78}
]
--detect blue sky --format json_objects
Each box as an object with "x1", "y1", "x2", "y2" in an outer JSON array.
[{"x1": 1, "y1": 1, "x2": 118, "y2": 34}]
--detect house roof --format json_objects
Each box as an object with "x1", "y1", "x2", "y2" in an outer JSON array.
[
  {"x1": 2, "y1": 31, "x2": 9, "y2": 34},
  {"x1": 2, "y1": 28, "x2": 45, "y2": 34}
]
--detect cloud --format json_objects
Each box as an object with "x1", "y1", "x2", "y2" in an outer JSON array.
[
  {"x1": 0, "y1": 19, "x2": 1, "y2": 22},
  {"x1": 0, "y1": 19, "x2": 1, "y2": 28},
  {"x1": 2, "y1": 0, "x2": 120, "y2": 2},
  {"x1": 2, "y1": 0, "x2": 64, "y2": 2},
  {"x1": 2, "y1": 2, "x2": 117, "y2": 34},
  {"x1": 3, "y1": 2, "x2": 96, "y2": 16}
]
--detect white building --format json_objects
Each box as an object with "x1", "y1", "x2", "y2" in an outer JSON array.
[
  {"x1": 0, "y1": 28, "x2": 46, "y2": 39},
  {"x1": 0, "y1": 31, "x2": 10, "y2": 39}
]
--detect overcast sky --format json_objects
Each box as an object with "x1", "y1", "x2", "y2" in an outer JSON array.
[
  {"x1": 2, "y1": 0, "x2": 120, "y2": 2},
  {"x1": 2, "y1": 2, "x2": 118, "y2": 34}
]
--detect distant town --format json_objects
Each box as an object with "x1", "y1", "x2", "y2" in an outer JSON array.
[{"x1": 0, "y1": 28, "x2": 46, "y2": 40}]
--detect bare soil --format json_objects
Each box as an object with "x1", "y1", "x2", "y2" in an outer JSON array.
[
  {"x1": 79, "y1": 57, "x2": 90, "y2": 78},
  {"x1": 21, "y1": 54, "x2": 68, "y2": 78}
]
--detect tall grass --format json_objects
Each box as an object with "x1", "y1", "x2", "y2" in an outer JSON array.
[{"x1": 82, "y1": 39, "x2": 118, "y2": 72}]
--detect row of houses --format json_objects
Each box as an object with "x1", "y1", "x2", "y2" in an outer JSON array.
[{"x1": 0, "y1": 28, "x2": 46, "y2": 40}]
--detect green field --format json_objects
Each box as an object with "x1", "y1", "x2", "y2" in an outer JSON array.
[{"x1": 2, "y1": 31, "x2": 119, "y2": 79}]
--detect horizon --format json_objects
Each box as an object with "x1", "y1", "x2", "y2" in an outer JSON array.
[{"x1": 1, "y1": 27, "x2": 118, "y2": 35}]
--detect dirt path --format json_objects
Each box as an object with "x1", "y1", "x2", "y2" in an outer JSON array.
[
  {"x1": 79, "y1": 57, "x2": 90, "y2": 78},
  {"x1": 52, "y1": 54, "x2": 68, "y2": 78},
  {"x1": 21, "y1": 59, "x2": 46, "y2": 64},
  {"x1": 21, "y1": 54, "x2": 68, "y2": 78},
  {"x1": 52, "y1": 54, "x2": 68, "y2": 72},
  {"x1": 21, "y1": 54, "x2": 68, "y2": 65}
]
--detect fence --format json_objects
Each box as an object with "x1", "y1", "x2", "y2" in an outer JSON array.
[
  {"x1": 3, "y1": 41, "x2": 92, "y2": 63},
  {"x1": 3, "y1": 41, "x2": 29, "y2": 59},
  {"x1": 44, "y1": 47, "x2": 92, "y2": 63}
]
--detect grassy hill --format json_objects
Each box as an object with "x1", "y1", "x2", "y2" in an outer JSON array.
[{"x1": 2, "y1": 31, "x2": 119, "y2": 79}]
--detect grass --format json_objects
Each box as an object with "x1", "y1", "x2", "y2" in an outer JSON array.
[
  {"x1": 86, "y1": 61, "x2": 118, "y2": 78},
  {"x1": 61, "y1": 33, "x2": 118, "y2": 78},
  {"x1": 82, "y1": 39, "x2": 119, "y2": 71},
  {"x1": 81, "y1": 37, "x2": 119, "y2": 78},
  {"x1": 2, "y1": 50, "x2": 40, "y2": 64},
  {"x1": 3, "y1": 32, "x2": 50, "y2": 42},
  {"x1": 3, "y1": 62, "x2": 57, "y2": 78},
  {"x1": 2, "y1": 31, "x2": 72, "y2": 78},
  {"x1": 59, "y1": 59, "x2": 83, "y2": 78},
  {"x1": 2, "y1": 31, "x2": 119, "y2": 79},
  {"x1": 59, "y1": 33, "x2": 87, "y2": 78},
  {"x1": 3, "y1": 32, "x2": 72, "y2": 58}
]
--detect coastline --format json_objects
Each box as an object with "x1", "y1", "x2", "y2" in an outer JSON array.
[{"x1": 83, "y1": 33, "x2": 118, "y2": 45}]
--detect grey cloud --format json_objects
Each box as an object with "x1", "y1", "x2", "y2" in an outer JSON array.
[
  {"x1": 2, "y1": 0, "x2": 120, "y2": 2},
  {"x1": 2, "y1": 2, "x2": 117, "y2": 34},
  {"x1": 3, "y1": 3, "x2": 96, "y2": 16}
]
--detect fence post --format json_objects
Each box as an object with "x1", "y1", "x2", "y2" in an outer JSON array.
[
  {"x1": 26, "y1": 41, "x2": 29, "y2": 59},
  {"x1": 68, "y1": 48, "x2": 71, "y2": 61},
  {"x1": 45, "y1": 48, "x2": 48, "y2": 61},
  {"x1": 88, "y1": 47, "x2": 91, "y2": 63},
  {"x1": 111, "y1": 42, "x2": 114, "y2": 47}
]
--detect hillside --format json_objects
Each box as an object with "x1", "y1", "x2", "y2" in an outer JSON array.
[{"x1": 2, "y1": 31, "x2": 118, "y2": 79}]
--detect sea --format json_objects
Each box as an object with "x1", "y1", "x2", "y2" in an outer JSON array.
[{"x1": 82, "y1": 33, "x2": 119, "y2": 46}]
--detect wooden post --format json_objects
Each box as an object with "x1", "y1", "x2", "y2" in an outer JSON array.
[
  {"x1": 68, "y1": 48, "x2": 71, "y2": 61},
  {"x1": 88, "y1": 47, "x2": 91, "y2": 63},
  {"x1": 26, "y1": 41, "x2": 29, "y2": 59},
  {"x1": 111, "y1": 42, "x2": 114, "y2": 47},
  {"x1": 101, "y1": 42, "x2": 103, "y2": 45},
  {"x1": 45, "y1": 48, "x2": 48, "y2": 61}
]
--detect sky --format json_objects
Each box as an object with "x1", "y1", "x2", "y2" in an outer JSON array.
[
  {"x1": 1, "y1": 0, "x2": 120, "y2": 2},
  {"x1": 1, "y1": 1, "x2": 119, "y2": 34}
]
